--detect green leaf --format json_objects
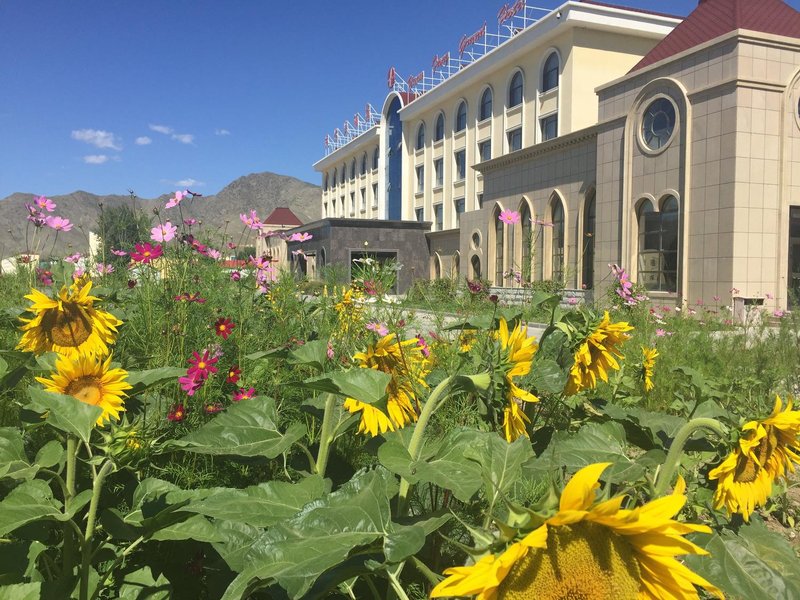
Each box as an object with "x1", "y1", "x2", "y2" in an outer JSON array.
[
  {"x1": 117, "y1": 567, "x2": 171, "y2": 600},
  {"x1": 0, "y1": 355, "x2": 8, "y2": 381},
  {"x1": 463, "y1": 433, "x2": 536, "y2": 509},
  {"x1": 221, "y1": 469, "x2": 400, "y2": 600},
  {"x1": 383, "y1": 524, "x2": 426, "y2": 563},
  {"x1": 151, "y1": 514, "x2": 223, "y2": 543},
  {"x1": 166, "y1": 397, "x2": 306, "y2": 458},
  {"x1": 378, "y1": 429, "x2": 484, "y2": 503},
  {"x1": 300, "y1": 369, "x2": 391, "y2": 409},
  {"x1": 34, "y1": 440, "x2": 64, "y2": 469},
  {"x1": 26, "y1": 386, "x2": 102, "y2": 444},
  {"x1": 529, "y1": 358, "x2": 568, "y2": 394},
  {"x1": 126, "y1": 367, "x2": 185, "y2": 394},
  {"x1": 182, "y1": 475, "x2": 327, "y2": 527},
  {"x1": 0, "y1": 428, "x2": 36, "y2": 481},
  {"x1": 602, "y1": 403, "x2": 687, "y2": 450},
  {"x1": 0, "y1": 480, "x2": 64, "y2": 537},
  {"x1": 0, "y1": 582, "x2": 42, "y2": 600},
  {"x1": 685, "y1": 518, "x2": 800, "y2": 600},
  {"x1": 287, "y1": 340, "x2": 330, "y2": 371}
]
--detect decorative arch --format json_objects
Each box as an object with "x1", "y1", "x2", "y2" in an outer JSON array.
[
  {"x1": 360, "y1": 152, "x2": 367, "y2": 175},
  {"x1": 489, "y1": 202, "x2": 506, "y2": 285},
  {"x1": 455, "y1": 99, "x2": 468, "y2": 132},
  {"x1": 547, "y1": 191, "x2": 567, "y2": 282},
  {"x1": 540, "y1": 49, "x2": 560, "y2": 92},
  {"x1": 416, "y1": 121, "x2": 426, "y2": 150},
  {"x1": 518, "y1": 196, "x2": 534, "y2": 283},
  {"x1": 507, "y1": 68, "x2": 525, "y2": 109},
  {"x1": 434, "y1": 112, "x2": 445, "y2": 142},
  {"x1": 479, "y1": 85, "x2": 494, "y2": 122},
  {"x1": 432, "y1": 252, "x2": 443, "y2": 280},
  {"x1": 580, "y1": 186, "x2": 596, "y2": 289},
  {"x1": 470, "y1": 254, "x2": 482, "y2": 280},
  {"x1": 451, "y1": 251, "x2": 461, "y2": 279}
]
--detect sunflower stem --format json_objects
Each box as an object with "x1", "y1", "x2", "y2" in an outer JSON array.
[
  {"x1": 315, "y1": 392, "x2": 338, "y2": 478},
  {"x1": 396, "y1": 376, "x2": 454, "y2": 518},
  {"x1": 653, "y1": 417, "x2": 727, "y2": 497},
  {"x1": 62, "y1": 436, "x2": 78, "y2": 577},
  {"x1": 386, "y1": 568, "x2": 412, "y2": 600},
  {"x1": 80, "y1": 459, "x2": 114, "y2": 600}
]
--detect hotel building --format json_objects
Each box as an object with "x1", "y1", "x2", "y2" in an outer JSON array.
[{"x1": 302, "y1": 0, "x2": 800, "y2": 310}]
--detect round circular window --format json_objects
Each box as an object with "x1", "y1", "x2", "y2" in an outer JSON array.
[{"x1": 641, "y1": 97, "x2": 676, "y2": 151}]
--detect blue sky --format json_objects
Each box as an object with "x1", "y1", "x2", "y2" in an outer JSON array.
[{"x1": 1, "y1": 0, "x2": 797, "y2": 199}]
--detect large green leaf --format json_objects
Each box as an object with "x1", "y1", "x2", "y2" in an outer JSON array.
[
  {"x1": 685, "y1": 518, "x2": 800, "y2": 600},
  {"x1": 0, "y1": 428, "x2": 37, "y2": 481},
  {"x1": 529, "y1": 422, "x2": 647, "y2": 482},
  {"x1": 0, "y1": 582, "x2": 42, "y2": 600},
  {"x1": 378, "y1": 429, "x2": 484, "y2": 503},
  {"x1": 117, "y1": 567, "x2": 171, "y2": 600},
  {"x1": 286, "y1": 340, "x2": 330, "y2": 371},
  {"x1": 300, "y1": 369, "x2": 391, "y2": 409},
  {"x1": 26, "y1": 387, "x2": 102, "y2": 444},
  {"x1": 182, "y1": 475, "x2": 327, "y2": 527},
  {"x1": 601, "y1": 403, "x2": 686, "y2": 450},
  {"x1": 166, "y1": 397, "x2": 305, "y2": 458},
  {"x1": 463, "y1": 433, "x2": 536, "y2": 509},
  {"x1": 150, "y1": 514, "x2": 224, "y2": 543},
  {"x1": 126, "y1": 367, "x2": 185, "y2": 394},
  {"x1": 0, "y1": 480, "x2": 64, "y2": 537},
  {"x1": 221, "y1": 469, "x2": 401, "y2": 600}
]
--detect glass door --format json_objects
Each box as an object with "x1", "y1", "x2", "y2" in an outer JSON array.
[{"x1": 790, "y1": 206, "x2": 800, "y2": 308}]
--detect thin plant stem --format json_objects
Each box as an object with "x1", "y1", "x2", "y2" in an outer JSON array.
[
  {"x1": 62, "y1": 436, "x2": 79, "y2": 575},
  {"x1": 653, "y1": 417, "x2": 727, "y2": 496},
  {"x1": 386, "y1": 568, "x2": 412, "y2": 600},
  {"x1": 80, "y1": 460, "x2": 114, "y2": 600}
]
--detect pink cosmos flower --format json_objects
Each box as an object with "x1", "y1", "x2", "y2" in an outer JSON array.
[
  {"x1": 187, "y1": 350, "x2": 219, "y2": 381},
  {"x1": 240, "y1": 210, "x2": 261, "y2": 230},
  {"x1": 178, "y1": 375, "x2": 204, "y2": 396},
  {"x1": 165, "y1": 190, "x2": 189, "y2": 209},
  {"x1": 111, "y1": 249, "x2": 128, "y2": 256},
  {"x1": 326, "y1": 341, "x2": 335, "y2": 360},
  {"x1": 45, "y1": 215, "x2": 73, "y2": 232},
  {"x1": 72, "y1": 267, "x2": 85, "y2": 280},
  {"x1": 713, "y1": 295, "x2": 721, "y2": 302},
  {"x1": 416, "y1": 334, "x2": 430, "y2": 358},
  {"x1": 366, "y1": 322, "x2": 389, "y2": 336},
  {"x1": 233, "y1": 387, "x2": 256, "y2": 402},
  {"x1": 183, "y1": 218, "x2": 197, "y2": 226},
  {"x1": 498, "y1": 210, "x2": 520, "y2": 225},
  {"x1": 207, "y1": 248, "x2": 221, "y2": 260},
  {"x1": 567, "y1": 297, "x2": 579, "y2": 305},
  {"x1": 151, "y1": 221, "x2": 177, "y2": 243},
  {"x1": 765, "y1": 292, "x2": 774, "y2": 300},
  {"x1": 289, "y1": 232, "x2": 313, "y2": 242},
  {"x1": 34, "y1": 195, "x2": 56, "y2": 212},
  {"x1": 230, "y1": 270, "x2": 241, "y2": 282},
  {"x1": 95, "y1": 263, "x2": 114, "y2": 275},
  {"x1": 25, "y1": 205, "x2": 46, "y2": 228},
  {"x1": 131, "y1": 242, "x2": 163, "y2": 264},
  {"x1": 64, "y1": 252, "x2": 82, "y2": 263},
  {"x1": 774, "y1": 309, "x2": 785, "y2": 318},
  {"x1": 655, "y1": 328, "x2": 667, "y2": 337}
]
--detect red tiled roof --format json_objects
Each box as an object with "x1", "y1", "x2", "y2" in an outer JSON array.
[
  {"x1": 631, "y1": 0, "x2": 800, "y2": 72},
  {"x1": 263, "y1": 207, "x2": 303, "y2": 226}
]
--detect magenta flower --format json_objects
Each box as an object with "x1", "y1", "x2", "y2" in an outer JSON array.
[
  {"x1": 131, "y1": 242, "x2": 163, "y2": 264},
  {"x1": 151, "y1": 221, "x2": 177, "y2": 243},
  {"x1": 179, "y1": 375, "x2": 204, "y2": 396},
  {"x1": 183, "y1": 218, "x2": 197, "y2": 226},
  {"x1": 498, "y1": 210, "x2": 520, "y2": 225},
  {"x1": 233, "y1": 387, "x2": 256, "y2": 402},
  {"x1": 289, "y1": 232, "x2": 313, "y2": 242},
  {"x1": 207, "y1": 248, "x2": 221, "y2": 260},
  {"x1": 111, "y1": 249, "x2": 128, "y2": 256},
  {"x1": 416, "y1": 334, "x2": 431, "y2": 358},
  {"x1": 45, "y1": 215, "x2": 73, "y2": 232},
  {"x1": 240, "y1": 210, "x2": 261, "y2": 230},
  {"x1": 230, "y1": 270, "x2": 241, "y2": 282},
  {"x1": 187, "y1": 350, "x2": 219, "y2": 380},
  {"x1": 64, "y1": 252, "x2": 82, "y2": 263},
  {"x1": 34, "y1": 195, "x2": 56, "y2": 212}
]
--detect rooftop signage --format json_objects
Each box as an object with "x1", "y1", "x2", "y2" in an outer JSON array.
[{"x1": 323, "y1": 0, "x2": 548, "y2": 156}]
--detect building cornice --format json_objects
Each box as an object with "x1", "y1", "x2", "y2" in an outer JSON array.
[
  {"x1": 398, "y1": 1, "x2": 679, "y2": 121},
  {"x1": 313, "y1": 127, "x2": 379, "y2": 172},
  {"x1": 474, "y1": 126, "x2": 597, "y2": 173}
]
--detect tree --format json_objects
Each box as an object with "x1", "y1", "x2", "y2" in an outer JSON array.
[{"x1": 96, "y1": 196, "x2": 151, "y2": 266}]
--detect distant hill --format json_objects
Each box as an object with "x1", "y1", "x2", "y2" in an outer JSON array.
[{"x1": 0, "y1": 172, "x2": 320, "y2": 258}]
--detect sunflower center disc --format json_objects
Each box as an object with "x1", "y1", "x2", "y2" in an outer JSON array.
[
  {"x1": 43, "y1": 303, "x2": 93, "y2": 348},
  {"x1": 65, "y1": 376, "x2": 104, "y2": 407},
  {"x1": 497, "y1": 522, "x2": 641, "y2": 600},
  {"x1": 734, "y1": 427, "x2": 777, "y2": 483}
]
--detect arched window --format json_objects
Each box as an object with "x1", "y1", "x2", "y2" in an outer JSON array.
[
  {"x1": 582, "y1": 190, "x2": 596, "y2": 289},
  {"x1": 452, "y1": 252, "x2": 460, "y2": 278},
  {"x1": 434, "y1": 255, "x2": 442, "y2": 279},
  {"x1": 416, "y1": 123, "x2": 425, "y2": 150},
  {"x1": 480, "y1": 88, "x2": 493, "y2": 121},
  {"x1": 341, "y1": 164, "x2": 347, "y2": 184},
  {"x1": 360, "y1": 152, "x2": 367, "y2": 175},
  {"x1": 332, "y1": 169, "x2": 337, "y2": 187},
  {"x1": 434, "y1": 113, "x2": 445, "y2": 141},
  {"x1": 456, "y1": 101, "x2": 468, "y2": 132},
  {"x1": 350, "y1": 158, "x2": 356, "y2": 180},
  {"x1": 551, "y1": 198, "x2": 565, "y2": 281},
  {"x1": 323, "y1": 172, "x2": 329, "y2": 191},
  {"x1": 638, "y1": 196, "x2": 679, "y2": 292},
  {"x1": 542, "y1": 52, "x2": 559, "y2": 92},
  {"x1": 520, "y1": 201, "x2": 532, "y2": 281},
  {"x1": 494, "y1": 209, "x2": 504, "y2": 284},
  {"x1": 509, "y1": 71, "x2": 523, "y2": 108},
  {"x1": 471, "y1": 255, "x2": 482, "y2": 280},
  {"x1": 372, "y1": 147, "x2": 379, "y2": 170}
]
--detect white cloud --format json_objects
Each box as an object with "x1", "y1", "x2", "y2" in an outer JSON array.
[
  {"x1": 175, "y1": 178, "x2": 203, "y2": 187},
  {"x1": 71, "y1": 129, "x2": 121, "y2": 150},
  {"x1": 83, "y1": 154, "x2": 109, "y2": 164},
  {"x1": 135, "y1": 136, "x2": 152, "y2": 145},
  {"x1": 215, "y1": 128, "x2": 231, "y2": 136},
  {"x1": 148, "y1": 124, "x2": 173, "y2": 135},
  {"x1": 172, "y1": 133, "x2": 194, "y2": 144}
]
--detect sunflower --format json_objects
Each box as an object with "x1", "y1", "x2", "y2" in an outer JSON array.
[
  {"x1": 496, "y1": 318, "x2": 539, "y2": 442},
  {"x1": 565, "y1": 311, "x2": 632, "y2": 395},
  {"x1": 343, "y1": 333, "x2": 430, "y2": 437},
  {"x1": 333, "y1": 287, "x2": 365, "y2": 338},
  {"x1": 17, "y1": 280, "x2": 122, "y2": 359},
  {"x1": 431, "y1": 463, "x2": 722, "y2": 600},
  {"x1": 36, "y1": 353, "x2": 132, "y2": 426},
  {"x1": 709, "y1": 395, "x2": 800, "y2": 521},
  {"x1": 641, "y1": 346, "x2": 658, "y2": 392}
]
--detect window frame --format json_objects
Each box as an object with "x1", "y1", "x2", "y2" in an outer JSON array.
[
  {"x1": 507, "y1": 127, "x2": 522, "y2": 152},
  {"x1": 455, "y1": 101, "x2": 468, "y2": 132},
  {"x1": 508, "y1": 70, "x2": 523, "y2": 108},
  {"x1": 479, "y1": 88, "x2": 493, "y2": 122},
  {"x1": 454, "y1": 149, "x2": 466, "y2": 181},
  {"x1": 542, "y1": 52, "x2": 559, "y2": 92},
  {"x1": 416, "y1": 122, "x2": 426, "y2": 150}
]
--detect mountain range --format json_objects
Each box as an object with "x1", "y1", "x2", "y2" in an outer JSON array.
[{"x1": 0, "y1": 172, "x2": 321, "y2": 258}]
